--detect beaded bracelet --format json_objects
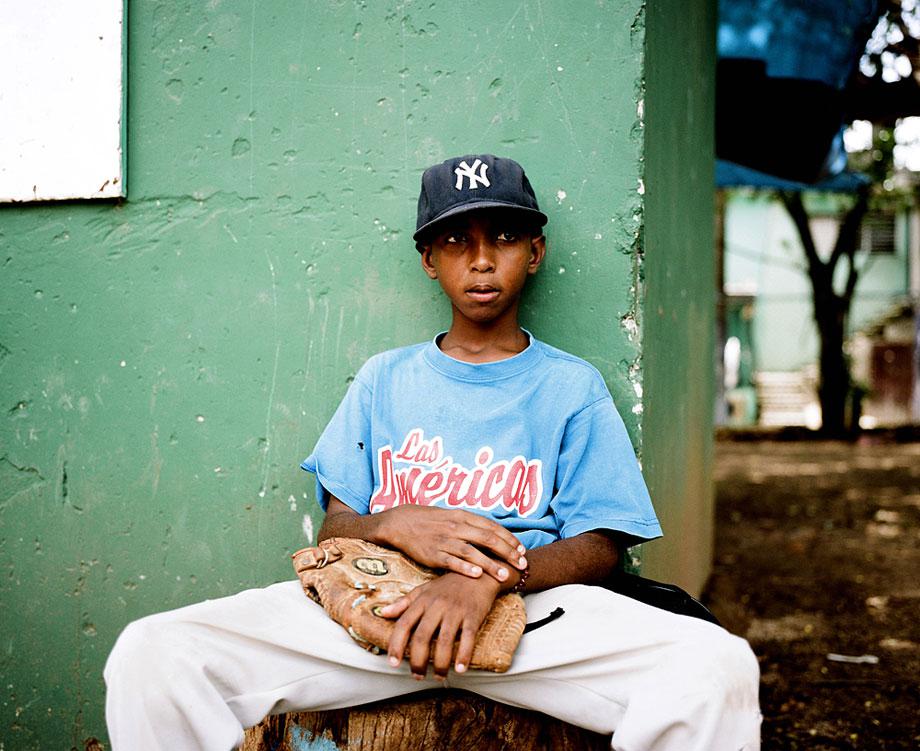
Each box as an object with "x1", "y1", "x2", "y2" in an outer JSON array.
[{"x1": 509, "y1": 565, "x2": 529, "y2": 594}]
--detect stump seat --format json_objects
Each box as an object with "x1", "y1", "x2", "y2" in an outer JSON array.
[{"x1": 241, "y1": 689, "x2": 610, "y2": 750}]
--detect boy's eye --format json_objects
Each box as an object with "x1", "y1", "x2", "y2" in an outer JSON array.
[
  {"x1": 496, "y1": 231, "x2": 519, "y2": 242},
  {"x1": 444, "y1": 233, "x2": 465, "y2": 244}
]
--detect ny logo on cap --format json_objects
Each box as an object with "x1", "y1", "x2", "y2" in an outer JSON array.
[{"x1": 454, "y1": 159, "x2": 490, "y2": 190}]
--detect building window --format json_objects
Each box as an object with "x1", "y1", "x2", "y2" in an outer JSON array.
[
  {"x1": 0, "y1": 1, "x2": 125, "y2": 202},
  {"x1": 861, "y1": 213, "x2": 896, "y2": 255}
]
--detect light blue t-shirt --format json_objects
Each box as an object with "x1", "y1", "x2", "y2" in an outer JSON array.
[{"x1": 301, "y1": 335, "x2": 662, "y2": 550}]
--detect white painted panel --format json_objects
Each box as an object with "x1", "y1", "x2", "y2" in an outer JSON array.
[{"x1": 0, "y1": 1, "x2": 125, "y2": 202}]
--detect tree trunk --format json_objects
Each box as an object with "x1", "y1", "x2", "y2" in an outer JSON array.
[
  {"x1": 241, "y1": 690, "x2": 610, "y2": 751},
  {"x1": 815, "y1": 302, "x2": 850, "y2": 435},
  {"x1": 780, "y1": 190, "x2": 868, "y2": 435}
]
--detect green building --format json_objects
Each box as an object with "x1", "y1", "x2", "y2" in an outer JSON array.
[
  {"x1": 0, "y1": 2, "x2": 716, "y2": 746},
  {"x1": 721, "y1": 188, "x2": 920, "y2": 427}
]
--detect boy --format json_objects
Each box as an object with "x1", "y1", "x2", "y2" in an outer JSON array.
[{"x1": 105, "y1": 154, "x2": 761, "y2": 750}]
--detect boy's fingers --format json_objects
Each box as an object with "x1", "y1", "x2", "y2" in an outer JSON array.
[
  {"x1": 439, "y1": 544, "x2": 499, "y2": 580},
  {"x1": 387, "y1": 603, "x2": 422, "y2": 668},
  {"x1": 407, "y1": 612, "x2": 440, "y2": 678},
  {"x1": 442, "y1": 544, "x2": 521, "y2": 583},
  {"x1": 431, "y1": 614, "x2": 462, "y2": 678},
  {"x1": 474, "y1": 550, "x2": 523, "y2": 583},
  {"x1": 449, "y1": 526, "x2": 527, "y2": 570},
  {"x1": 378, "y1": 596, "x2": 411, "y2": 619},
  {"x1": 440, "y1": 555, "x2": 483, "y2": 579},
  {"x1": 454, "y1": 620, "x2": 477, "y2": 675},
  {"x1": 452, "y1": 511, "x2": 524, "y2": 552}
]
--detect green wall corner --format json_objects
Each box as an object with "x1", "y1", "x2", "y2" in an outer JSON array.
[
  {"x1": 0, "y1": 1, "x2": 716, "y2": 746},
  {"x1": 640, "y1": 0, "x2": 717, "y2": 593}
]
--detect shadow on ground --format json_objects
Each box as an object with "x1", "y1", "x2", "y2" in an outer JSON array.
[{"x1": 703, "y1": 439, "x2": 920, "y2": 751}]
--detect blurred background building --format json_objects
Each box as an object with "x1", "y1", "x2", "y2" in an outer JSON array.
[
  {"x1": 721, "y1": 181, "x2": 919, "y2": 428},
  {"x1": 715, "y1": 0, "x2": 920, "y2": 432}
]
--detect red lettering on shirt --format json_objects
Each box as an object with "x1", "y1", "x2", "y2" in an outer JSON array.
[{"x1": 369, "y1": 430, "x2": 542, "y2": 516}]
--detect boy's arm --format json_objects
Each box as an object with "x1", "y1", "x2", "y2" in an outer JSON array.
[
  {"x1": 318, "y1": 497, "x2": 528, "y2": 584},
  {"x1": 501, "y1": 529, "x2": 621, "y2": 592},
  {"x1": 382, "y1": 530, "x2": 620, "y2": 679},
  {"x1": 318, "y1": 497, "x2": 621, "y2": 679}
]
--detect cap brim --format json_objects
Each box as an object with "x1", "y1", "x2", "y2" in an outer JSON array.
[{"x1": 413, "y1": 200, "x2": 548, "y2": 248}]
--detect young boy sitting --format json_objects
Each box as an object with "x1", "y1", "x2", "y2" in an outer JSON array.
[{"x1": 104, "y1": 154, "x2": 761, "y2": 751}]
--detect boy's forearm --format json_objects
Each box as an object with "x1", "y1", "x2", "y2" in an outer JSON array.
[
  {"x1": 316, "y1": 497, "x2": 527, "y2": 581},
  {"x1": 317, "y1": 498, "x2": 620, "y2": 592},
  {"x1": 316, "y1": 504, "x2": 391, "y2": 546},
  {"x1": 499, "y1": 531, "x2": 621, "y2": 593}
]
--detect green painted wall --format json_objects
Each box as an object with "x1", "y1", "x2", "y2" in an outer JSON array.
[
  {"x1": 0, "y1": 1, "x2": 714, "y2": 747},
  {"x1": 640, "y1": 0, "x2": 717, "y2": 593}
]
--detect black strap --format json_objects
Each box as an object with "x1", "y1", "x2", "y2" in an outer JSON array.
[
  {"x1": 523, "y1": 606, "x2": 565, "y2": 633},
  {"x1": 603, "y1": 572, "x2": 722, "y2": 626}
]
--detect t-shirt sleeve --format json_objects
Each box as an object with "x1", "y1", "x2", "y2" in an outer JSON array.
[
  {"x1": 300, "y1": 369, "x2": 375, "y2": 514},
  {"x1": 551, "y1": 395, "x2": 663, "y2": 544}
]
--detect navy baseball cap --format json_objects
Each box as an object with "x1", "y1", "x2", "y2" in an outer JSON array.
[{"x1": 413, "y1": 154, "x2": 548, "y2": 250}]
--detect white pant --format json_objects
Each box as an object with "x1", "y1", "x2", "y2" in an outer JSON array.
[{"x1": 104, "y1": 581, "x2": 761, "y2": 751}]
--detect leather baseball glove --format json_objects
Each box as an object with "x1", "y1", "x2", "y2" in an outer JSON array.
[{"x1": 292, "y1": 537, "x2": 527, "y2": 673}]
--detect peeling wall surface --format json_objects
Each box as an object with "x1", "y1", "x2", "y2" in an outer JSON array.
[
  {"x1": 0, "y1": 1, "x2": 711, "y2": 747},
  {"x1": 640, "y1": 0, "x2": 717, "y2": 593}
]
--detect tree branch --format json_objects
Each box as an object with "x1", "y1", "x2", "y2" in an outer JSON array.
[
  {"x1": 842, "y1": 226, "x2": 866, "y2": 305},
  {"x1": 830, "y1": 188, "x2": 870, "y2": 272},
  {"x1": 844, "y1": 255, "x2": 860, "y2": 303},
  {"x1": 779, "y1": 191, "x2": 823, "y2": 274}
]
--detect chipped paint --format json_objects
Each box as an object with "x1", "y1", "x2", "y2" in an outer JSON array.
[
  {"x1": 620, "y1": 313, "x2": 640, "y2": 342},
  {"x1": 290, "y1": 726, "x2": 340, "y2": 751}
]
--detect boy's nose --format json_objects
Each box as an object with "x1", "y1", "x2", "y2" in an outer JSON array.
[{"x1": 469, "y1": 237, "x2": 496, "y2": 272}]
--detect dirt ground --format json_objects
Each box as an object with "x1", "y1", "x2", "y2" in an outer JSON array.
[{"x1": 703, "y1": 439, "x2": 920, "y2": 750}]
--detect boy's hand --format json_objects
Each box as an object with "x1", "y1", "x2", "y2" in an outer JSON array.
[
  {"x1": 380, "y1": 571, "x2": 502, "y2": 679},
  {"x1": 379, "y1": 505, "x2": 527, "y2": 584}
]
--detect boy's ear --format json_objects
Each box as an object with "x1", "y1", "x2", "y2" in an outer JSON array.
[
  {"x1": 420, "y1": 246, "x2": 439, "y2": 279},
  {"x1": 528, "y1": 234, "x2": 547, "y2": 275}
]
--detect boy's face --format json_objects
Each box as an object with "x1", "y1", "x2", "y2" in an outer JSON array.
[{"x1": 419, "y1": 210, "x2": 546, "y2": 327}]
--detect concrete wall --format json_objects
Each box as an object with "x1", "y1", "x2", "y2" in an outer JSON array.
[
  {"x1": 640, "y1": 0, "x2": 717, "y2": 592},
  {"x1": 0, "y1": 1, "x2": 714, "y2": 746}
]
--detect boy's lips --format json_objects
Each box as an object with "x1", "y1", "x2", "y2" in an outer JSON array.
[{"x1": 465, "y1": 284, "x2": 500, "y2": 302}]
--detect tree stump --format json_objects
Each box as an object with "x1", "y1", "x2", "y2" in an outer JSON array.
[{"x1": 241, "y1": 689, "x2": 610, "y2": 751}]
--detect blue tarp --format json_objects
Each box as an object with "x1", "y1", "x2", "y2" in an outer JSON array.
[
  {"x1": 718, "y1": 0, "x2": 879, "y2": 89},
  {"x1": 716, "y1": 159, "x2": 870, "y2": 193},
  {"x1": 717, "y1": 0, "x2": 880, "y2": 185}
]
